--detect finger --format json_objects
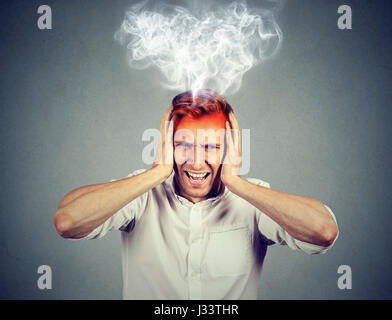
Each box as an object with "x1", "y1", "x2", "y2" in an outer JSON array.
[
  {"x1": 224, "y1": 121, "x2": 231, "y2": 165},
  {"x1": 226, "y1": 115, "x2": 236, "y2": 148},
  {"x1": 166, "y1": 115, "x2": 175, "y2": 142},
  {"x1": 229, "y1": 111, "x2": 240, "y2": 131},
  {"x1": 225, "y1": 121, "x2": 233, "y2": 150},
  {"x1": 160, "y1": 106, "x2": 173, "y2": 132},
  {"x1": 164, "y1": 105, "x2": 173, "y2": 119},
  {"x1": 165, "y1": 122, "x2": 174, "y2": 165},
  {"x1": 228, "y1": 112, "x2": 241, "y2": 153},
  {"x1": 234, "y1": 125, "x2": 241, "y2": 154}
]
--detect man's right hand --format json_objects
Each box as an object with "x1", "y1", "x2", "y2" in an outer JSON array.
[
  {"x1": 54, "y1": 106, "x2": 176, "y2": 239},
  {"x1": 152, "y1": 106, "x2": 175, "y2": 180}
]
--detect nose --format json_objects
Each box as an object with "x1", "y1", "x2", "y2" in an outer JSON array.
[{"x1": 188, "y1": 145, "x2": 206, "y2": 169}]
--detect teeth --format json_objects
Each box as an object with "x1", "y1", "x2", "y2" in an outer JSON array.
[{"x1": 187, "y1": 172, "x2": 208, "y2": 178}]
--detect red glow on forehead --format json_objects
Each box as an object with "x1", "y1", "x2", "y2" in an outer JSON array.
[{"x1": 175, "y1": 112, "x2": 227, "y2": 132}]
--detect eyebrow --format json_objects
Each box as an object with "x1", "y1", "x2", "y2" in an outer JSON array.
[
  {"x1": 174, "y1": 140, "x2": 192, "y2": 144},
  {"x1": 174, "y1": 140, "x2": 221, "y2": 147},
  {"x1": 203, "y1": 143, "x2": 221, "y2": 147}
]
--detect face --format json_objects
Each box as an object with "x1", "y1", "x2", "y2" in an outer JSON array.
[{"x1": 173, "y1": 112, "x2": 227, "y2": 203}]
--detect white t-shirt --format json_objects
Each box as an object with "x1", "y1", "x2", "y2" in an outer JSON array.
[{"x1": 80, "y1": 169, "x2": 338, "y2": 300}]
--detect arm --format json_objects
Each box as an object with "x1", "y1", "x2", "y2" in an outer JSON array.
[
  {"x1": 54, "y1": 107, "x2": 175, "y2": 239},
  {"x1": 225, "y1": 177, "x2": 338, "y2": 247},
  {"x1": 57, "y1": 183, "x2": 106, "y2": 209},
  {"x1": 221, "y1": 112, "x2": 338, "y2": 247},
  {"x1": 54, "y1": 167, "x2": 169, "y2": 239}
]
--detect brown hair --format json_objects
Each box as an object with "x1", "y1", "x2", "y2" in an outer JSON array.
[{"x1": 170, "y1": 89, "x2": 233, "y2": 129}]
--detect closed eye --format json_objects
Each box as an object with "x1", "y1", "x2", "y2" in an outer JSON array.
[
  {"x1": 205, "y1": 144, "x2": 220, "y2": 150},
  {"x1": 176, "y1": 142, "x2": 193, "y2": 149}
]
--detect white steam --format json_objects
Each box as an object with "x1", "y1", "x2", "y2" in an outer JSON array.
[{"x1": 115, "y1": 1, "x2": 282, "y2": 95}]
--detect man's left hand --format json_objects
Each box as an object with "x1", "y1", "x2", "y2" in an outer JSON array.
[{"x1": 221, "y1": 111, "x2": 242, "y2": 189}]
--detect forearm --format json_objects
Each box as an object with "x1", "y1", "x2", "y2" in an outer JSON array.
[
  {"x1": 226, "y1": 177, "x2": 338, "y2": 247},
  {"x1": 57, "y1": 184, "x2": 106, "y2": 209},
  {"x1": 54, "y1": 167, "x2": 167, "y2": 238}
]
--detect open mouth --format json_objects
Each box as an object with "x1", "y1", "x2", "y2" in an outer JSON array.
[{"x1": 184, "y1": 171, "x2": 210, "y2": 186}]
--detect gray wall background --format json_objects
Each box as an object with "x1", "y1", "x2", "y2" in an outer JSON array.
[{"x1": 0, "y1": 0, "x2": 391, "y2": 299}]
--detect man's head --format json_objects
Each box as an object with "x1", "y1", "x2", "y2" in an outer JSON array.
[{"x1": 170, "y1": 89, "x2": 233, "y2": 203}]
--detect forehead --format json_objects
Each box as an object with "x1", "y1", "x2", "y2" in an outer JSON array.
[
  {"x1": 174, "y1": 113, "x2": 227, "y2": 144},
  {"x1": 175, "y1": 112, "x2": 227, "y2": 132}
]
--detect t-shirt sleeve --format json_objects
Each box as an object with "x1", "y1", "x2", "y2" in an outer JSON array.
[
  {"x1": 75, "y1": 169, "x2": 149, "y2": 240},
  {"x1": 248, "y1": 178, "x2": 339, "y2": 255}
]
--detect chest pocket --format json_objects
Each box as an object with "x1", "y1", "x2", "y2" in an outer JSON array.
[{"x1": 205, "y1": 225, "x2": 252, "y2": 277}]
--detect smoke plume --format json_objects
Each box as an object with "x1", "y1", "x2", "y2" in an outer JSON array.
[{"x1": 115, "y1": 1, "x2": 282, "y2": 95}]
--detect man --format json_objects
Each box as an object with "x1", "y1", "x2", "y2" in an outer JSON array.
[{"x1": 54, "y1": 89, "x2": 339, "y2": 299}]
